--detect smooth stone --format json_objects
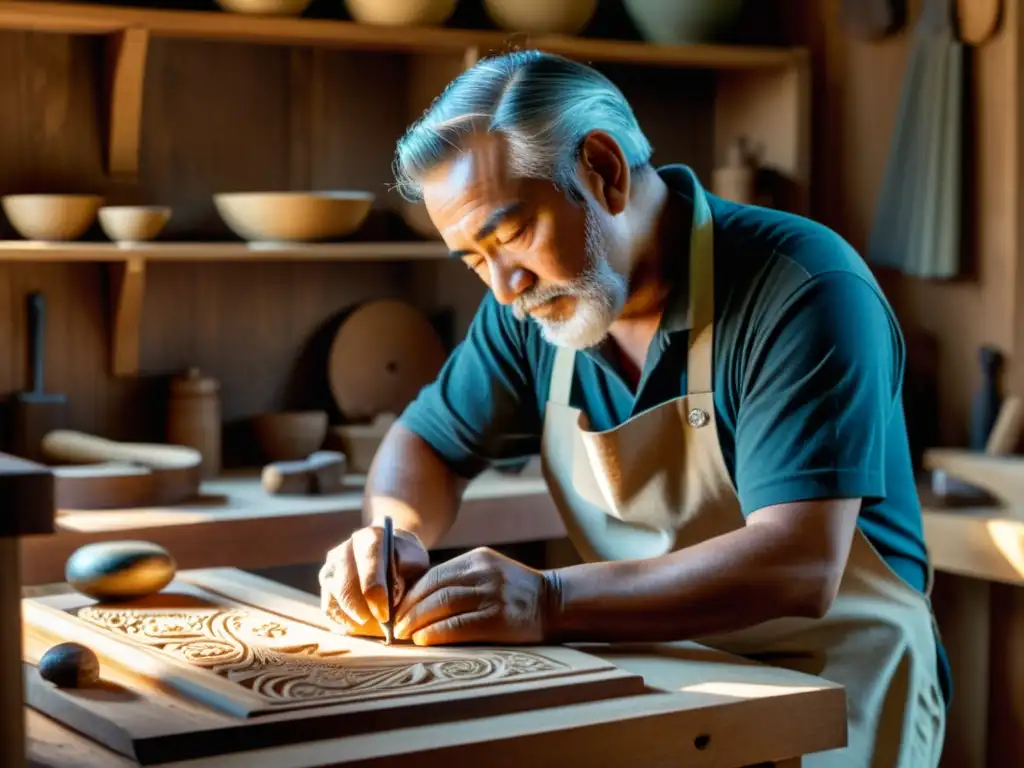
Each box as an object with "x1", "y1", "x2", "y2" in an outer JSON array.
[
  {"x1": 65, "y1": 540, "x2": 177, "y2": 601},
  {"x1": 39, "y1": 642, "x2": 100, "y2": 688}
]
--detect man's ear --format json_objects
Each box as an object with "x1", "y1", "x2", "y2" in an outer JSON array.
[{"x1": 575, "y1": 131, "x2": 630, "y2": 214}]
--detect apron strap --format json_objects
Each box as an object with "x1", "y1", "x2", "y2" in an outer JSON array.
[
  {"x1": 686, "y1": 170, "x2": 715, "y2": 395},
  {"x1": 549, "y1": 347, "x2": 576, "y2": 406}
]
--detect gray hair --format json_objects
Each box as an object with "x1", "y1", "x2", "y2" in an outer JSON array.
[{"x1": 392, "y1": 50, "x2": 654, "y2": 203}]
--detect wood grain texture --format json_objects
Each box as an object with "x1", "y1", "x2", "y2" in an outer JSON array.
[
  {"x1": 0, "y1": 27, "x2": 727, "y2": 461},
  {"x1": 22, "y1": 569, "x2": 645, "y2": 763},
  {"x1": 23, "y1": 569, "x2": 846, "y2": 768}
]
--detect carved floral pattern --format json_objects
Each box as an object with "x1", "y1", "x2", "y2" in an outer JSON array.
[{"x1": 74, "y1": 606, "x2": 564, "y2": 704}]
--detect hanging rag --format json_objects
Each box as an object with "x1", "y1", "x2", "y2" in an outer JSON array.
[{"x1": 867, "y1": 0, "x2": 964, "y2": 278}]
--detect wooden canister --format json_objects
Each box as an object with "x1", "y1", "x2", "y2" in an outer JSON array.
[{"x1": 167, "y1": 368, "x2": 221, "y2": 479}]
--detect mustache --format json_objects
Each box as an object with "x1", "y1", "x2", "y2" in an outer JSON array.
[{"x1": 513, "y1": 285, "x2": 572, "y2": 319}]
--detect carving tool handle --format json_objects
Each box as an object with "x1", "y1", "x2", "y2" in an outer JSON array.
[
  {"x1": 383, "y1": 515, "x2": 395, "y2": 644},
  {"x1": 27, "y1": 291, "x2": 46, "y2": 395}
]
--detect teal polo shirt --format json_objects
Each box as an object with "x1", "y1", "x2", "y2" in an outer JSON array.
[{"x1": 399, "y1": 164, "x2": 951, "y2": 704}]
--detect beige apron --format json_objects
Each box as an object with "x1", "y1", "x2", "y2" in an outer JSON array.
[{"x1": 539, "y1": 168, "x2": 946, "y2": 766}]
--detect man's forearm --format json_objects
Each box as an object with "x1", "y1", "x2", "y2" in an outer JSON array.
[
  {"x1": 362, "y1": 424, "x2": 468, "y2": 549},
  {"x1": 543, "y1": 520, "x2": 837, "y2": 643}
]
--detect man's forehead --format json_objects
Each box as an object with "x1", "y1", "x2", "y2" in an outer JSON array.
[{"x1": 421, "y1": 132, "x2": 522, "y2": 213}]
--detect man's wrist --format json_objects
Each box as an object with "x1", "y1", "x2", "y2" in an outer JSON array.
[{"x1": 539, "y1": 568, "x2": 565, "y2": 643}]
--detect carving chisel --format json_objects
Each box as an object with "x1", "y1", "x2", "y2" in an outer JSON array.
[{"x1": 383, "y1": 515, "x2": 395, "y2": 645}]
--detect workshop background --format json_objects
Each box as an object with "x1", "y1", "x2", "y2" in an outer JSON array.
[{"x1": 1, "y1": 0, "x2": 1020, "y2": 766}]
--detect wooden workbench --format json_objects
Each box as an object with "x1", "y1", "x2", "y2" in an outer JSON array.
[
  {"x1": 23, "y1": 568, "x2": 846, "y2": 768},
  {"x1": 920, "y1": 497, "x2": 1024, "y2": 768}
]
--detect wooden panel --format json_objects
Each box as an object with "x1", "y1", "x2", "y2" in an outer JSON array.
[
  {"x1": 0, "y1": 1, "x2": 807, "y2": 70},
  {"x1": 22, "y1": 568, "x2": 644, "y2": 764},
  {"x1": 0, "y1": 33, "x2": 419, "y2": 457}
]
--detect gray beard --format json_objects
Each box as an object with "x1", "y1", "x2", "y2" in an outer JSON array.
[{"x1": 512, "y1": 206, "x2": 628, "y2": 349}]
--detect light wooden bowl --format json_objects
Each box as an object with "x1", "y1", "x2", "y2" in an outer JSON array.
[
  {"x1": 401, "y1": 200, "x2": 442, "y2": 240},
  {"x1": 252, "y1": 411, "x2": 329, "y2": 462},
  {"x1": 215, "y1": 0, "x2": 311, "y2": 15},
  {"x1": 2, "y1": 194, "x2": 104, "y2": 241},
  {"x1": 482, "y1": 0, "x2": 596, "y2": 34},
  {"x1": 213, "y1": 191, "x2": 374, "y2": 243},
  {"x1": 98, "y1": 206, "x2": 172, "y2": 243},
  {"x1": 344, "y1": 0, "x2": 458, "y2": 26}
]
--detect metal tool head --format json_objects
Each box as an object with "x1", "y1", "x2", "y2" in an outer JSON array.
[{"x1": 382, "y1": 515, "x2": 395, "y2": 645}]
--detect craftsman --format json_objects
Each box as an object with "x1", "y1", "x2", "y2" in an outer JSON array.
[{"x1": 320, "y1": 51, "x2": 949, "y2": 766}]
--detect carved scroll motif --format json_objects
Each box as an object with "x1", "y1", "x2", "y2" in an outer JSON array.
[{"x1": 74, "y1": 606, "x2": 565, "y2": 704}]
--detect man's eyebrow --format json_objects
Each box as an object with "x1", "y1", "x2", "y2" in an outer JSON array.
[
  {"x1": 475, "y1": 202, "x2": 522, "y2": 241},
  {"x1": 448, "y1": 202, "x2": 523, "y2": 259}
]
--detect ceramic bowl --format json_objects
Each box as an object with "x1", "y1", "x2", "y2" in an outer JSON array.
[
  {"x1": 344, "y1": 0, "x2": 458, "y2": 26},
  {"x1": 98, "y1": 206, "x2": 172, "y2": 243},
  {"x1": 482, "y1": 0, "x2": 597, "y2": 35},
  {"x1": 213, "y1": 191, "x2": 374, "y2": 243},
  {"x1": 1, "y1": 194, "x2": 104, "y2": 241},
  {"x1": 252, "y1": 411, "x2": 329, "y2": 462},
  {"x1": 621, "y1": 0, "x2": 745, "y2": 44}
]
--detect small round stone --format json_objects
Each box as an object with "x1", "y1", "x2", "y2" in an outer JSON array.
[
  {"x1": 39, "y1": 642, "x2": 100, "y2": 688},
  {"x1": 65, "y1": 540, "x2": 176, "y2": 601}
]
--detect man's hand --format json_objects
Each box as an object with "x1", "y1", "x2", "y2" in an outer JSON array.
[
  {"x1": 393, "y1": 547, "x2": 552, "y2": 646},
  {"x1": 319, "y1": 525, "x2": 431, "y2": 637}
]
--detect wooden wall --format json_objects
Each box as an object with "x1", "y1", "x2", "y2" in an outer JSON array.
[
  {"x1": 0, "y1": 26, "x2": 714, "y2": 463},
  {"x1": 794, "y1": 0, "x2": 1020, "y2": 448}
]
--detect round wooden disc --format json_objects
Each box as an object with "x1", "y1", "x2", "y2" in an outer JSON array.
[{"x1": 328, "y1": 300, "x2": 447, "y2": 422}]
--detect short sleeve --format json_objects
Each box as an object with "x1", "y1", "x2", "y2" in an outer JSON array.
[
  {"x1": 734, "y1": 270, "x2": 902, "y2": 515},
  {"x1": 398, "y1": 293, "x2": 542, "y2": 479}
]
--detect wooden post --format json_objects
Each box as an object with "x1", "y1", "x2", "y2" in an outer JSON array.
[{"x1": 0, "y1": 454, "x2": 56, "y2": 768}]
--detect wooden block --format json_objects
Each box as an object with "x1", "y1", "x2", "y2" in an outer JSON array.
[{"x1": 22, "y1": 568, "x2": 644, "y2": 764}]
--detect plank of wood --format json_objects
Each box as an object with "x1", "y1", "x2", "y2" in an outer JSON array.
[
  {"x1": 922, "y1": 505, "x2": 1024, "y2": 585},
  {"x1": 0, "y1": 452, "x2": 55, "y2": 537},
  {"x1": 19, "y1": 470, "x2": 564, "y2": 586},
  {"x1": 0, "y1": 1, "x2": 804, "y2": 71},
  {"x1": 923, "y1": 448, "x2": 1024, "y2": 505},
  {"x1": 22, "y1": 568, "x2": 645, "y2": 763},
  {"x1": 0, "y1": 241, "x2": 450, "y2": 262},
  {"x1": 24, "y1": 568, "x2": 846, "y2": 768}
]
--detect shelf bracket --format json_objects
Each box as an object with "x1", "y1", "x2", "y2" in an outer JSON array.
[
  {"x1": 108, "y1": 257, "x2": 146, "y2": 377},
  {"x1": 103, "y1": 27, "x2": 150, "y2": 181}
]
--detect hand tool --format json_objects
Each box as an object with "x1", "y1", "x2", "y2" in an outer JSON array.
[
  {"x1": 9, "y1": 292, "x2": 68, "y2": 463},
  {"x1": 383, "y1": 515, "x2": 395, "y2": 645},
  {"x1": 42, "y1": 429, "x2": 201, "y2": 509},
  {"x1": 260, "y1": 450, "x2": 347, "y2": 495}
]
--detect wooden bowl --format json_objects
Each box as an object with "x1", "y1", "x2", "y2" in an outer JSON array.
[
  {"x1": 215, "y1": 0, "x2": 311, "y2": 15},
  {"x1": 213, "y1": 191, "x2": 374, "y2": 243},
  {"x1": 1, "y1": 194, "x2": 104, "y2": 241},
  {"x1": 344, "y1": 0, "x2": 457, "y2": 26},
  {"x1": 401, "y1": 200, "x2": 442, "y2": 240},
  {"x1": 98, "y1": 206, "x2": 172, "y2": 243},
  {"x1": 252, "y1": 411, "x2": 329, "y2": 462},
  {"x1": 482, "y1": 0, "x2": 596, "y2": 34}
]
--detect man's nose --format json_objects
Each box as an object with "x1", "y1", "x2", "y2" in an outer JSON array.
[{"x1": 488, "y1": 256, "x2": 534, "y2": 305}]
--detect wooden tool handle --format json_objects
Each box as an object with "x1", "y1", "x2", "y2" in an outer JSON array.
[
  {"x1": 42, "y1": 430, "x2": 201, "y2": 469},
  {"x1": 986, "y1": 396, "x2": 1023, "y2": 455},
  {"x1": 261, "y1": 450, "x2": 347, "y2": 495}
]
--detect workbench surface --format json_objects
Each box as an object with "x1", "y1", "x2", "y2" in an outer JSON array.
[
  {"x1": 23, "y1": 569, "x2": 846, "y2": 768},
  {"x1": 22, "y1": 464, "x2": 1024, "y2": 589},
  {"x1": 20, "y1": 466, "x2": 564, "y2": 586}
]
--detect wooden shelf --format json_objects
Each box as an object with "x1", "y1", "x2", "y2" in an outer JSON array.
[
  {"x1": 0, "y1": 240, "x2": 450, "y2": 262},
  {"x1": 0, "y1": 2, "x2": 804, "y2": 69},
  {"x1": 0, "y1": 1, "x2": 807, "y2": 181},
  {"x1": 0, "y1": 239, "x2": 449, "y2": 377}
]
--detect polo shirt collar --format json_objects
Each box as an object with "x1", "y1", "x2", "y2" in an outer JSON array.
[{"x1": 654, "y1": 164, "x2": 701, "y2": 335}]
